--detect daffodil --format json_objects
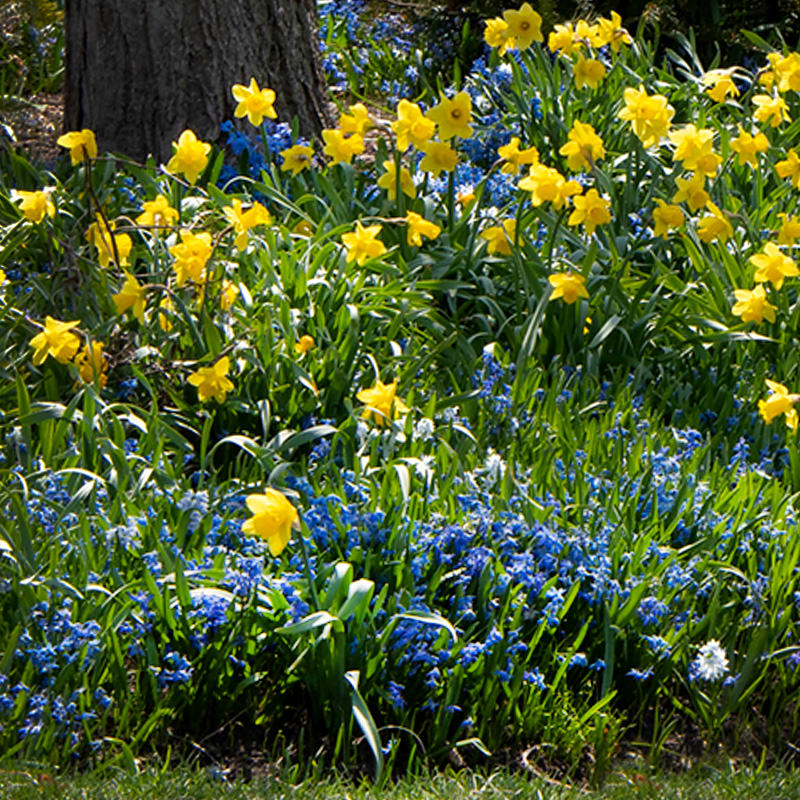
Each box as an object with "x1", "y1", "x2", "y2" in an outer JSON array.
[
  {"x1": 484, "y1": 17, "x2": 515, "y2": 55},
  {"x1": 703, "y1": 68, "x2": 740, "y2": 103},
  {"x1": 86, "y1": 218, "x2": 132, "y2": 268},
  {"x1": 672, "y1": 173, "x2": 709, "y2": 212},
  {"x1": 497, "y1": 137, "x2": 539, "y2": 174},
  {"x1": 730, "y1": 126, "x2": 769, "y2": 168},
  {"x1": 418, "y1": 141, "x2": 459, "y2": 176},
  {"x1": 392, "y1": 100, "x2": 436, "y2": 152},
  {"x1": 652, "y1": 200, "x2": 685, "y2": 239},
  {"x1": 170, "y1": 230, "x2": 213, "y2": 287},
  {"x1": 568, "y1": 188, "x2": 611, "y2": 235},
  {"x1": 573, "y1": 55, "x2": 606, "y2": 90},
  {"x1": 30, "y1": 317, "x2": 81, "y2": 366},
  {"x1": 548, "y1": 23, "x2": 579, "y2": 56},
  {"x1": 759, "y1": 379, "x2": 800, "y2": 429},
  {"x1": 112, "y1": 273, "x2": 147, "y2": 323},
  {"x1": 426, "y1": 92, "x2": 473, "y2": 140},
  {"x1": 12, "y1": 189, "x2": 55, "y2": 223},
  {"x1": 548, "y1": 272, "x2": 589, "y2": 304},
  {"x1": 594, "y1": 11, "x2": 632, "y2": 52},
  {"x1": 777, "y1": 213, "x2": 800, "y2": 246},
  {"x1": 75, "y1": 341, "x2": 108, "y2": 388},
  {"x1": 357, "y1": 379, "x2": 409, "y2": 426},
  {"x1": 776, "y1": 150, "x2": 800, "y2": 188},
  {"x1": 166, "y1": 130, "x2": 211, "y2": 184},
  {"x1": 321, "y1": 129, "x2": 364, "y2": 165},
  {"x1": 480, "y1": 219, "x2": 520, "y2": 255},
  {"x1": 668, "y1": 124, "x2": 716, "y2": 171},
  {"x1": 136, "y1": 194, "x2": 179, "y2": 228},
  {"x1": 405, "y1": 212, "x2": 441, "y2": 247},
  {"x1": 697, "y1": 202, "x2": 734, "y2": 244},
  {"x1": 187, "y1": 356, "x2": 235, "y2": 403},
  {"x1": 753, "y1": 94, "x2": 790, "y2": 128},
  {"x1": 280, "y1": 143, "x2": 315, "y2": 175},
  {"x1": 502, "y1": 3, "x2": 543, "y2": 49},
  {"x1": 295, "y1": 335, "x2": 315, "y2": 355},
  {"x1": 559, "y1": 120, "x2": 605, "y2": 172},
  {"x1": 618, "y1": 85, "x2": 674, "y2": 148},
  {"x1": 751, "y1": 242, "x2": 799, "y2": 289},
  {"x1": 342, "y1": 222, "x2": 387, "y2": 266},
  {"x1": 57, "y1": 129, "x2": 97, "y2": 164},
  {"x1": 731, "y1": 285, "x2": 776, "y2": 324},
  {"x1": 232, "y1": 78, "x2": 277, "y2": 126},
  {"x1": 339, "y1": 103, "x2": 371, "y2": 136},
  {"x1": 219, "y1": 280, "x2": 240, "y2": 312},
  {"x1": 224, "y1": 199, "x2": 271, "y2": 250},
  {"x1": 241, "y1": 489, "x2": 299, "y2": 556},
  {"x1": 519, "y1": 163, "x2": 581, "y2": 210},
  {"x1": 377, "y1": 160, "x2": 417, "y2": 200}
]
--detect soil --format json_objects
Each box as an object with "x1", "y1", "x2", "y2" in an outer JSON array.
[{"x1": 2, "y1": 92, "x2": 63, "y2": 164}]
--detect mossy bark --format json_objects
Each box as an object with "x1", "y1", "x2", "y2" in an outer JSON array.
[{"x1": 64, "y1": 0, "x2": 331, "y2": 162}]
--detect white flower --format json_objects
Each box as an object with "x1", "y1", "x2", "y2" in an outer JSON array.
[
  {"x1": 483, "y1": 449, "x2": 506, "y2": 484},
  {"x1": 694, "y1": 640, "x2": 729, "y2": 682},
  {"x1": 413, "y1": 417, "x2": 435, "y2": 442}
]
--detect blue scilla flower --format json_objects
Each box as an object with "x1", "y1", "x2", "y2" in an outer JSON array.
[
  {"x1": 387, "y1": 680, "x2": 406, "y2": 710},
  {"x1": 524, "y1": 668, "x2": 546, "y2": 690},
  {"x1": 637, "y1": 596, "x2": 669, "y2": 626},
  {"x1": 627, "y1": 667, "x2": 654, "y2": 681}
]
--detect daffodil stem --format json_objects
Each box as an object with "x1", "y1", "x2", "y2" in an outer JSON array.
[
  {"x1": 298, "y1": 519, "x2": 321, "y2": 612},
  {"x1": 447, "y1": 170, "x2": 455, "y2": 235}
]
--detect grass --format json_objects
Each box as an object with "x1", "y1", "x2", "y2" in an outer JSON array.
[{"x1": 3, "y1": 762, "x2": 800, "y2": 799}]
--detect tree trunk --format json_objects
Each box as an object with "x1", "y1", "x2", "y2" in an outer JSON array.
[{"x1": 64, "y1": 0, "x2": 332, "y2": 163}]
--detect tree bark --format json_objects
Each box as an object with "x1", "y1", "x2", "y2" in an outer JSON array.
[{"x1": 64, "y1": 0, "x2": 332, "y2": 163}]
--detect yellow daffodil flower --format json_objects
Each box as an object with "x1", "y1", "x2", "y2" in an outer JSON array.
[
  {"x1": 224, "y1": 199, "x2": 271, "y2": 251},
  {"x1": 232, "y1": 78, "x2": 277, "y2": 126},
  {"x1": 776, "y1": 150, "x2": 800, "y2": 188},
  {"x1": 502, "y1": 3, "x2": 543, "y2": 49},
  {"x1": 753, "y1": 94, "x2": 791, "y2": 128},
  {"x1": 342, "y1": 222, "x2": 387, "y2": 266},
  {"x1": 750, "y1": 242, "x2": 799, "y2": 290},
  {"x1": 357, "y1": 378, "x2": 409, "y2": 426},
  {"x1": 75, "y1": 341, "x2": 108, "y2": 388},
  {"x1": 392, "y1": 100, "x2": 436, "y2": 152},
  {"x1": 777, "y1": 213, "x2": 800, "y2": 246},
  {"x1": 559, "y1": 120, "x2": 605, "y2": 172},
  {"x1": 30, "y1": 317, "x2": 81, "y2": 366},
  {"x1": 295, "y1": 335, "x2": 315, "y2": 355},
  {"x1": 418, "y1": 141, "x2": 458, "y2": 176},
  {"x1": 480, "y1": 219, "x2": 521, "y2": 255},
  {"x1": 426, "y1": 92, "x2": 473, "y2": 141},
  {"x1": 484, "y1": 17, "x2": 516, "y2": 55},
  {"x1": 166, "y1": 129, "x2": 211, "y2": 184},
  {"x1": 618, "y1": 85, "x2": 674, "y2": 148},
  {"x1": 672, "y1": 173, "x2": 709, "y2": 212},
  {"x1": 730, "y1": 126, "x2": 769, "y2": 168},
  {"x1": 57, "y1": 129, "x2": 97, "y2": 165},
  {"x1": 548, "y1": 272, "x2": 589, "y2": 304},
  {"x1": 339, "y1": 103, "x2": 372, "y2": 136},
  {"x1": 652, "y1": 199, "x2": 685, "y2": 239},
  {"x1": 497, "y1": 137, "x2": 539, "y2": 174},
  {"x1": 12, "y1": 189, "x2": 55, "y2": 223},
  {"x1": 573, "y1": 55, "x2": 606, "y2": 90},
  {"x1": 759, "y1": 379, "x2": 800, "y2": 429},
  {"x1": 112, "y1": 273, "x2": 147, "y2": 323},
  {"x1": 731, "y1": 285, "x2": 776, "y2": 325},
  {"x1": 377, "y1": 160, "x2": 417, "y2": 200},
  {"x1": 321, "y1": 129, "x2": 364, "y2": 165},
  {"x1": 241, "y1": 488, "x2": 299, "y2": 556},
  {"x1": 697, "y1": 202, "x2": 734, "y2": 244},
  {"x1": 405, "y1": 212, "x2": 441, "y2": 247},
  {"x1": 280, "y1": 143, "x2": 315, "y2": 175},
  {"x1": 170, "y1": 230, "x2": 213, "y2": 287},
  {"x1": 187, "y1": 356, "x2": 235, "y2": 403},
  {"x1": 519, "y1": 163, "x2": 582, "y2": 210},
  {"x1": 136, "y1": 194, "x2": 179, "y2": 228},
  {"x1": 568, "y1": 188, "x2": 611, "y2": 235},
  {"x1": 703, "y1": 68, "x2": 740, "y2": 103}
]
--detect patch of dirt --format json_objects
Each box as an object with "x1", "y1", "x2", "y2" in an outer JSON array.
[{"x1": 1, "y1": 92, "x2": 63, "y2": 164}]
